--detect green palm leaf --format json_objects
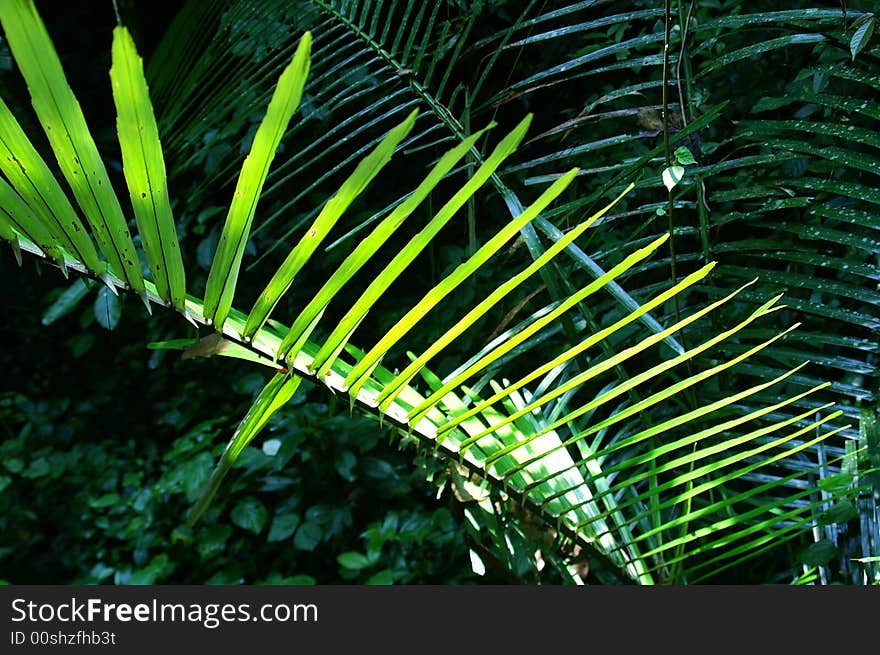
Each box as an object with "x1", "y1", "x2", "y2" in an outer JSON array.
[
  {"x1": 0, "y1": 97, "x2": 102, "y2": 276},
  {"x1": 0, "y1": 0, "x2": 145, "y2": 299},
  {"x1": 0, "y1": 0, "x2": 867, "y2": 584},
  {"x1": 110, "y1": 26, "x2": 186, "y2": 311},
  {"x1": 203, "y1": 32, "x2": 312, "y2": 329}
]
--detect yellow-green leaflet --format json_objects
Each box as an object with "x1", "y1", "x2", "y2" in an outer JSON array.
[
  {"x1": 504, "y1": 367, "x2": 823, "y2": 492},
  {"x1": 0, "y1": 96, "x2": 101, "y2": 273},
  {"x1": 308, "y1": 115, "x2": 533, "y2": 375},
  {"x1": 408, "y1": 233, "x2": 671, "y2": 427},
  {"x1": 576, "y1": 399, "x2": 837, "y2": 537},
  {"x1": 556, "y1": 392, "x2": 830, "y2": 542},
  {"x1": 435, "y1": 264, "x2": 725, "y2": 440},
  {"x1": 188, "y1": 372, "x2": 302, "y2": 526},
  {"x1": 0, "y1": 175, "x2": 64, "y2": 263},
  {"x1": 245, "y1": 108, "x2": 418, "y2": 342},
  {"x1": 581, "y1": 410, "x2": 844, "y2": 538},
  {"x1": 459, "y1": 296, "x2": 788, "y2": 456},
  {"x1": 203, "y1": 33, "x2": 312, "y2": 329},
  {"x1": 111, "y1": 26, "x2": 186, "y2": 310},
  {"x1": 253, "y1": 121, "x2": 495, "y2": 350},
  {"x1": 344, "y1": 168, "x2": 580, "y2": 396},
  {"x1": 623, "y1": 419, "x2": 845, "y2": 556},
  {"x1": 0, "y1": 0, "x2": 144, "y2": 296},
  {"x1": 371, "y1": 182, "x2": 635, "y2": 410},
  {"x1": 564, "y1": 410, "x2": 844, "y2": 571},
  {"x1": 554, "y1": 373, "x2": 826, "y2": 487}
]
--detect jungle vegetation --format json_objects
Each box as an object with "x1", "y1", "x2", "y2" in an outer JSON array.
[{"x1": 0, "y1": 0, "x2": 877, "y2": 585}]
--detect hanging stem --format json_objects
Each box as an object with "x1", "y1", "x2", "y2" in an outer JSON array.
[
  {"x1": 676, "y1": 0, "x2": 713, "y2": 270},
  {"x1": 664, "y1": 0, "x2": 701, "y2": 583},
  {"x1": 662, "y1": 0, "x2": 678, "y2": 312}
]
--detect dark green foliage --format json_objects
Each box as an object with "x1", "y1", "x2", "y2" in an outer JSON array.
[
  {"x1": 0, "y1": 261, "x2": 483, "y2": 585},
  {"x1": 0, "y1": 0, "x2": 877, "y2": 585}
]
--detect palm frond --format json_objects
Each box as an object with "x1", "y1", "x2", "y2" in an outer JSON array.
[
  {"x1": 0, "y1": 1, "x2": 145, "y2": 299},
  {"x1": 148, "y1": 0, "x2": 685, "y2": 357},
  {"x1": 0, "y1": 0, "x2": 866, "y2": 583},
  {"x1": 111, "y1": 26, "x2": 186, "y2": 310}
]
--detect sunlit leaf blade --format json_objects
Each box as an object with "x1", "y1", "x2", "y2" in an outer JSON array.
[
  {"x1": 530, "y1": 382, "x2": 831, "y2": 506},
  {"x1": 150, "y1": 0, "x2": 688, "y2": 357},
  {"x1": 587, "y1": 415, "x2": 840, "y2": 533},
  {"x1": 0, "y1": 96, "x2": 101, "y2": 273},
  {"x1": 662, "y1": 165, "x2": 684, "y2": 191},
  {"x1": 373, "y1": 183, "x2": 636, "y2": 411},
  {"x1": 407, "y1": 355, "x2": 652, "y2": 582},
  {"x1": 264, "y1": 123, "x2": 494, "y2": 353},
  {"x1": 627, "y1": 432, "x2": 849, "y2": 564},
  {"x1": 306, "y1": 114, "x2": 534, "y2": 374},
  {"x1": 563, "y1": 410, "x2": 846, "y2": 578},
  {"x1": 0, "y1": 175, "x2": 63, "y2": 263},
  {"x1": 573, "y1": 389, "x2": 833, "y2": 515},
  {"x1": 263, "y1": 122, "x2": 495, "y2": 351},
  {"x1": 0, "y1": 0, "x2": 144, "y2": 295},
  {"x1": 3, "y1": 0, "x2": 865, "y2": 583},
  {"x1": 110, "y1": 26, "x2": 186, "y2": 310},
  {"x1": 245, "y1": 108, "x2": 418, "y2": 341},
  {"x1": 188, "y1": 372, "x2": 302, "y2": 525},
  {"x1": 616, "y1": 436, "x2": 851, "y2": 551},
  {"x1": 345, "y1": 167, "x2": 580, "y2": 396},
  {"x1": 434, "y1": 264, "x2": 724, "y2": 442},
  {"x1": 203, "y1": 32, "x2": 312, "y2": 329},
  {"x1": 408, "y1": 233, "x2": 671, "y2": 427},
  {"x1": 461, "y1": 296, "x2": 788, "y2": 460},
  {"x1": 647, "y1": 448, "x2": 847, "y2": 577}
]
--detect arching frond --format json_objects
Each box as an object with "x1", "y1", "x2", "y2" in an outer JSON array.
[{"x1": 0, "y1": 0, "x2": 859, "y2": 583}]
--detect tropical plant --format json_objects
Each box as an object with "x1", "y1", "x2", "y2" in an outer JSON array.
[
  {"x1": 452, "y1": 0, "x2": 880, "y2": 583},
  {"x1": 0, "y1": 0, "x2": 875, "y2": 584}
]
